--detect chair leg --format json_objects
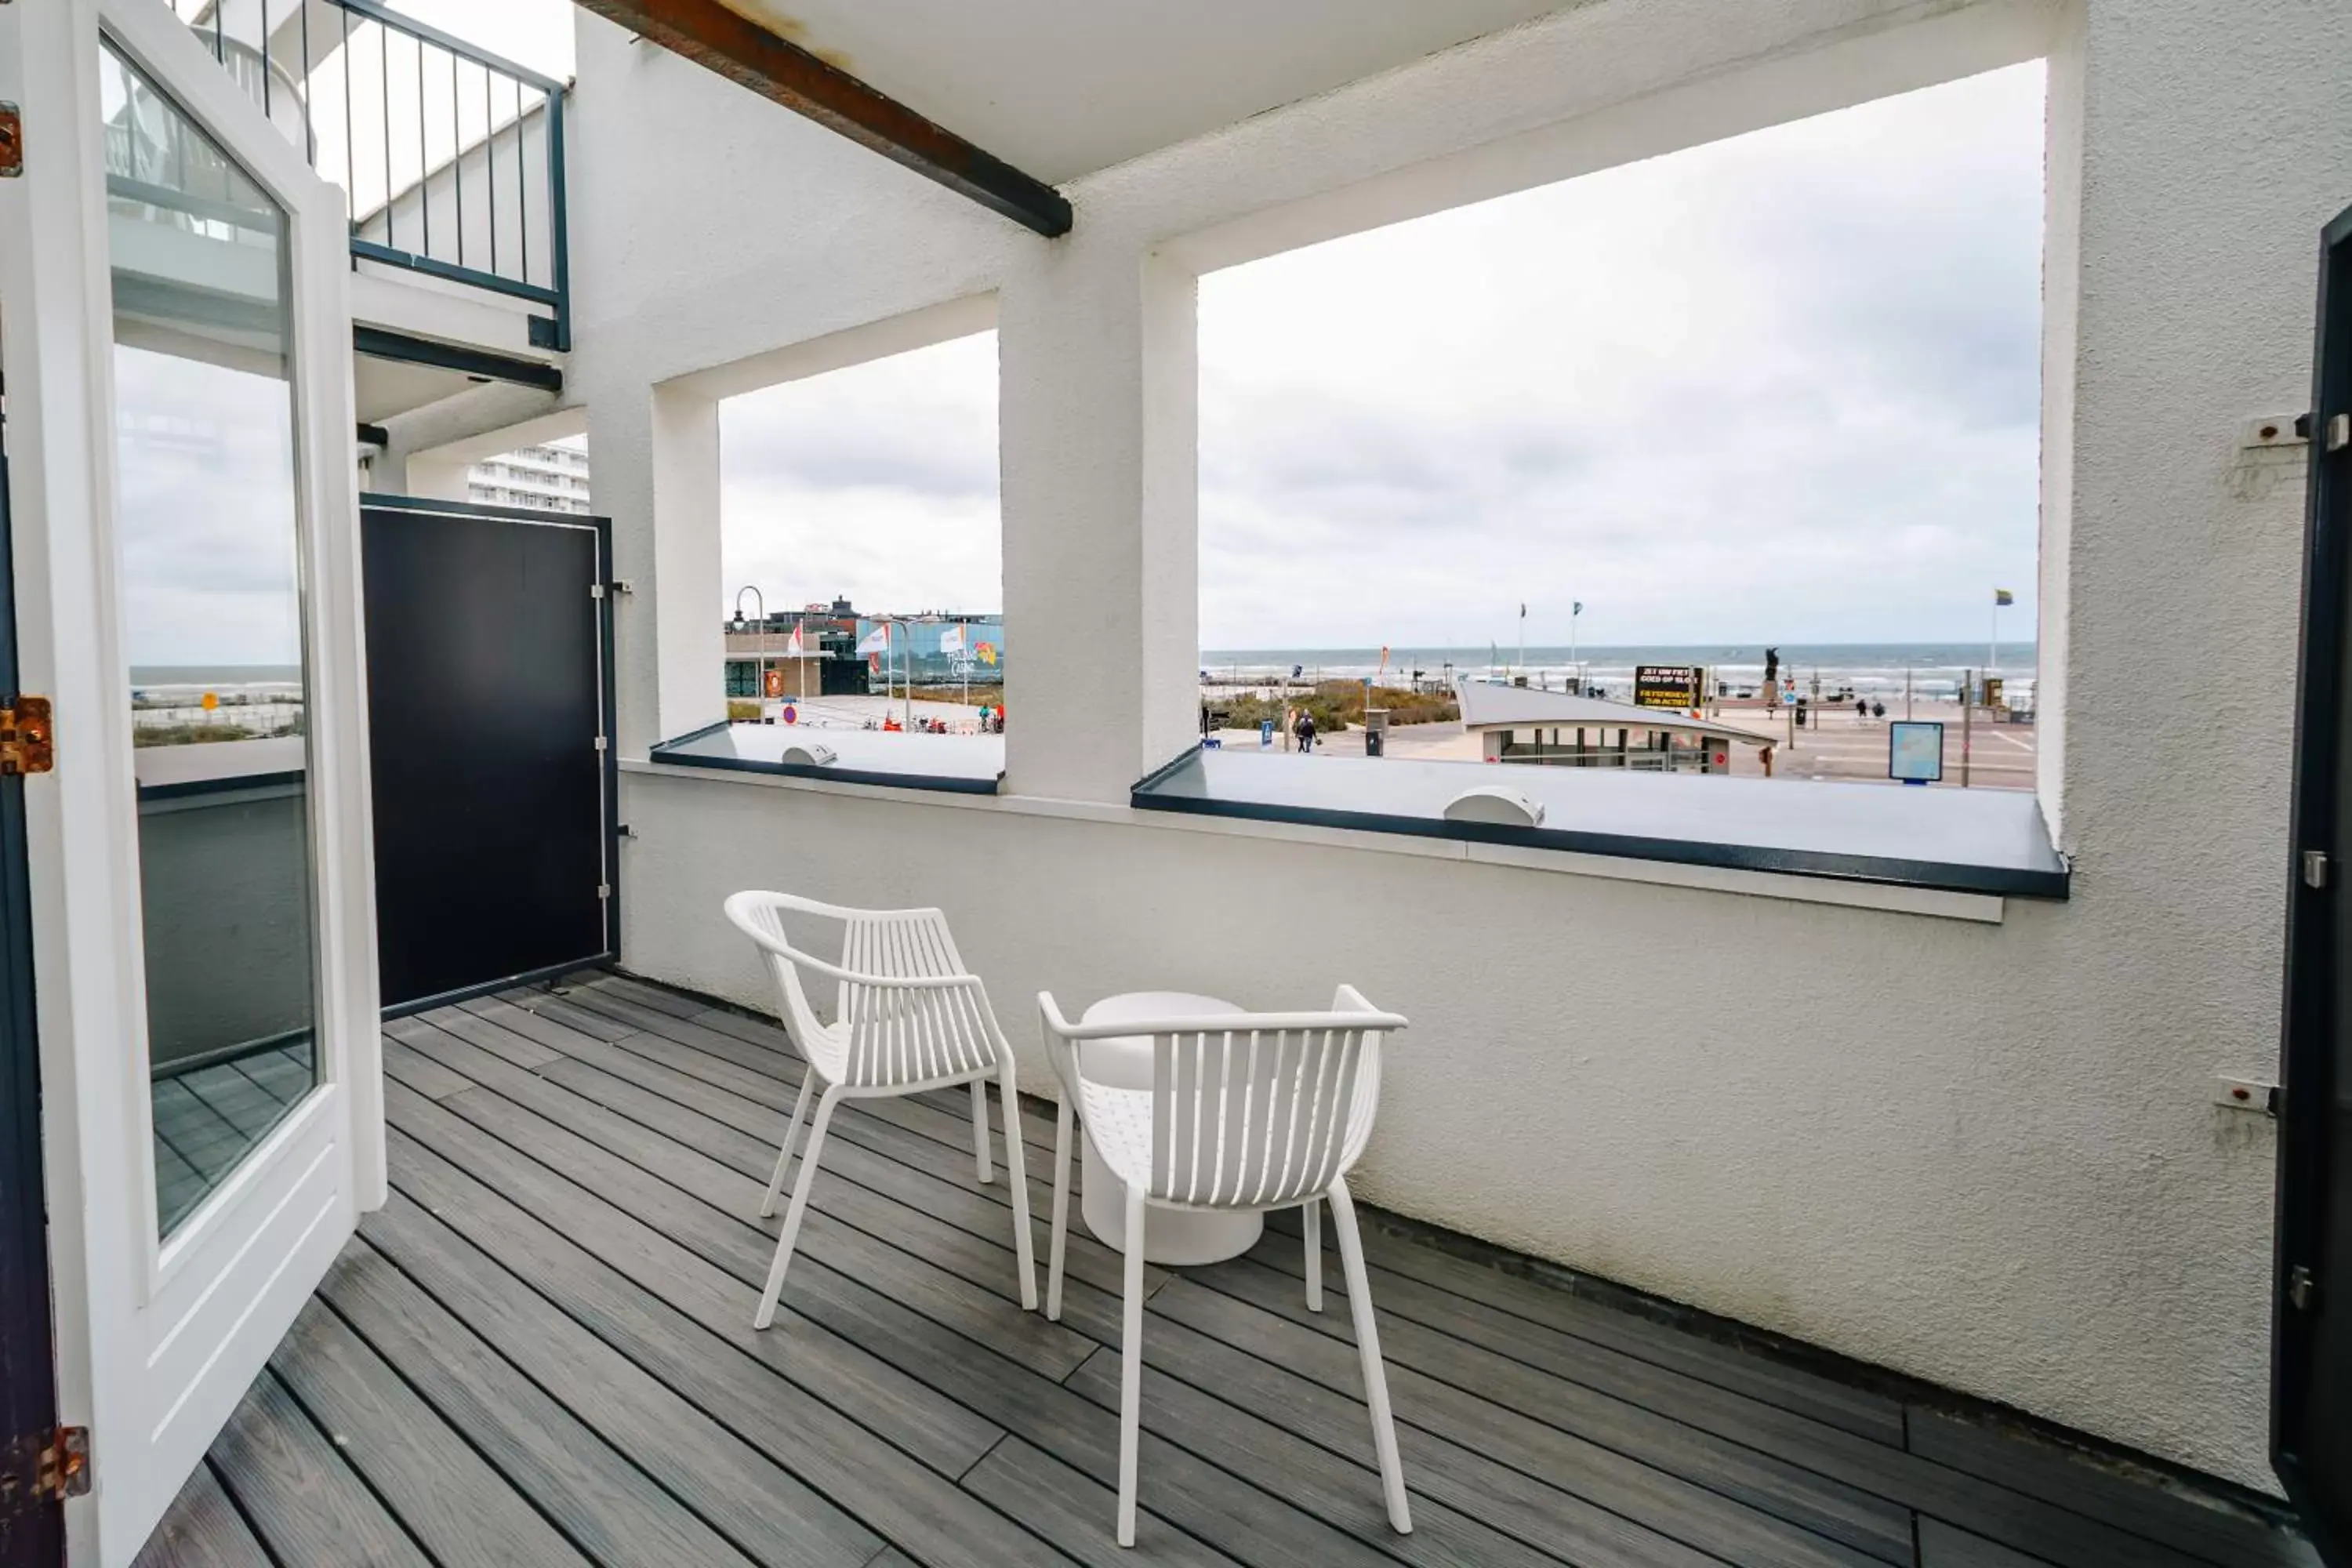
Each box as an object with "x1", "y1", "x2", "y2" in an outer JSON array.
[
  {"x1": 971, "y1": 1078, "x2": 993, "y2": 1185},
  {"x1": 1327, "y1": 1179, "x2": 1411, "y2": 1534},
  {"x1": 999, "y1": 1061, "x2": 1039, "y2": 1310},
  {"x1": 1047, "y1": 1096, "x2": 1073, "y2": 1322},
  {"x1": 1303, "y1": 1196, "x2": 1323, "y2": 1312},
  {"x1": 754, "y1": 1085, "x2": 841, "y2": 1330},
  {"x1": 1118, "y1": 1181, "x2": 1147, "y2": 1548},
  {"x1": 760, "y1": 1073, "x2": 816, "y2": 1220}
]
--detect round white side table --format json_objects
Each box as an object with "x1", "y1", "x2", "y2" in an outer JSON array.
[{"x1": 1076, "y1": 991, "x2": 1267, "y2": 1265}]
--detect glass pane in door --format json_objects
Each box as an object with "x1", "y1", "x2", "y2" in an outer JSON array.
[{"x1": 98, "y1": 42, "x2": 318, "y2": 1238}]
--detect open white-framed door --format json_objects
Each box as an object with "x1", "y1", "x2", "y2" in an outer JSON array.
[{"x1": 0, "y1": 0, "x2": 382, "y2": 1562}]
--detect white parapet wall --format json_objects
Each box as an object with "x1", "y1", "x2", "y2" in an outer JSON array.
[{"x1": 518, "y1": 0, "x2": 2352, "y2": 1492}]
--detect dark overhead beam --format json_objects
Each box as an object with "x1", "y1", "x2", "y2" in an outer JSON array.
[{"x1": 570, "y1": 0, "x2": 1073, "y2": 238}]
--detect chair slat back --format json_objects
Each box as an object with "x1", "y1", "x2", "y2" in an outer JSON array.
[
  {"x1": 837, "y1": 909, "x2": 998, "y2": 1088},
  {"x1": 1146, "y1": 1022, "x2": 1389, "y2": 1207},
  {"x1": 735, "y1": 895, "x2": 830, "y2": 1058}
]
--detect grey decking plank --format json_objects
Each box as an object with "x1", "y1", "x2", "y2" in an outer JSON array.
[
  {"x1": 132, "y1": 1462, "x2": 273, "y2": 1568},
  {"x1": 360, "y1": 1181, "x2": 882, "y2": 1568},
  {"x1": 415, "y1": 1004, "x2": 562, "y2": 1068},
  {"x1": 209, "y1": 1370, "x2": 434, "y2": 1568},
  {"x1": 457, "y1": 993, "x2": 639, "y2": 1058},
  {"x1": 378, "y1": 1036, "x2": 473, "y2": 1100},
  {"x1": 1908, "y1": 1412, "x2": 2318, "y2": 1568},
  {"x1": 1212, "y1": 1232, "x2": 1896, "y2": 1494},
  {"x1": 1163, "y1": 1265, "x2": 1911, "y2": 1562},
  {"x1": 1065, "y1": 1343, "x2": 1711, "y2": 1568},
  {"x1": 270, "y1": 1296, "x2": 594, "y2": 1568},
  {"x1": 1918, "y1": 1518, "x2": 2060, "y2": 1568},
  {"x1": 419, "y1": 1004, "x2": 1145, "y2": 1297},
  {"x1": 234, "y1": 1047, "x2": 312, "y2": 1106},
  {"x1": 958, "y1": 1437, "x2": 1250, "y2": 1568},
  {"x1": 320, "y1": 1241, "x2": 768, "y2": 1568},
  {"x1": 1077, "y1": 1294, "x2": 1885, "y2": 1568},
  {"x1": 376, "y1": 1124, "x2": 1062, "y2": 1568},
  {"x1": 384, "y1": 1031, "x2": 1110, "y2": 1374},
  {"x1": 1251, "y1": 1222, "x2": 2220, "y2": 1568},
  {"x1": 585, "y1": 972, "x2": 710, "y2": 1018},
  {"x1": 1261, "y1": 1206, "x2": 1904, "y2": 1443},
  {"x1": 507, "y1": 992, "x2": 641, "y2": 1042},
  {"x1": 151, "y1": 1079, "x2": 246, "y2": 1180},
  {"x1": 153, "y1": 1132, "x2": 208, "y2": 1233},
  {"x1": 388, "y1": 1074, "x2": 1045, "y2": 1454},
  {"x1": 178, "y1": 1062, "x2": 288, "y2": 1140},
  {"x1": 570, "y1": 981, "x2": 1065, "y2": 1156},
  {"x1": 550, "y1": 987, "x2": 1062, "y2": 1167},
  {"x1": 384, "y1": 1052, "x2": 1436, "y2": 1568}
]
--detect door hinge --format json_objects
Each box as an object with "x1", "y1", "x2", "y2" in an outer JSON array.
[
  {"x1": 593, "y1": 735, "x2": 608, "y2": 753},
  {"x1": 2304, "y1": 849, "x2": 2329, "y2": 889},
  {"x1": 596, "y1": 884, "x2": 611, "y2": 900},
  {"x1": 2290, "y1": 1265, "x2": 2319, "y2": 1312},
  {"x1": 0, "y1": 697, "x2": 53, "y2": 776},
  {"x1": 0, "y1": 105, "x2": 21, "y2": 180},
  {"x1": 2330, "y1": 412, "x2": 2351, "y2": 454},
  {"x1": 37, "y1": 1428, "x2": 89, "y2": 1501},
  {"x1": 590, "y1": 583, "x2": 604, "y2": 600}
]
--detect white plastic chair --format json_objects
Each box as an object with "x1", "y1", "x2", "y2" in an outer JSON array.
[
  {"x1": 1038, "y1": 988, "x2": 1412, "y2": 1547},
  {"x1": 725, "y1": 891, "x2": 1037, "y2": 1328}
]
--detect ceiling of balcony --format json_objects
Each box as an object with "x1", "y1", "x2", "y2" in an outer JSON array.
[{"x1": 714, "y1": 0, "x2": 1582, "y2": 184}]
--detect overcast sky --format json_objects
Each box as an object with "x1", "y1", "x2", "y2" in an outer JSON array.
[
  {"x1": 376, "y1": 6, "x2": 2047, "y2": 653},
  {"x1": 713, "y1": 64, "x2": 2045, "y2": 651}
]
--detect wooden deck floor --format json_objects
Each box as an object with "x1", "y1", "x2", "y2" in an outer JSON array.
[{"x1": 133, "y1": 971, "x2": 2314, "y2": 1568}]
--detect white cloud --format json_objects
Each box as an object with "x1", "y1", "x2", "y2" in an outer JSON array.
[
  {"x1": 710, "y1": 63, "x2": 2047, "y2": 654},
  {"x1": 1196, "y1": 61, "x2": 2047, "y2": 652},
  {"x1": 720, "y1": 332, "x2": 1001, "y2": 617}
]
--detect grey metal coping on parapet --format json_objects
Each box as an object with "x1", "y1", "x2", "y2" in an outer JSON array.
[
  {"x1": 648, "y1": 720, "x2": 1005, "y2": 795},
  {"x1": 1131, "y1": 746, "x2": 2068, "y2": 899}
]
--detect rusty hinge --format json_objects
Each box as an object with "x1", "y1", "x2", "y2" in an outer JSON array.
[
  {"x1": 0, "y1": 698, "x2": 52, "y2": 776},
  {"x1": 38, "y1": 1428, "x2": 89, "y2": 1501},
  {"x1": 0, "y1": 104, "x2": 22, "y2": 180}
]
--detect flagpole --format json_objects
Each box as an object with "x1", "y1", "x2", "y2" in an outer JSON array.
[
  {"x1": 1987, "y1": 595, "x2": 1999, "y2": 701},
  {"x1": 1518, "y1": 603, "x2": 1526, "y2": 681}
]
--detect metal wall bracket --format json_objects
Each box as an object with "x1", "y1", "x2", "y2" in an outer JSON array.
[{"x1": 0, "y1": 698, "x2": 53, "y2": 776}]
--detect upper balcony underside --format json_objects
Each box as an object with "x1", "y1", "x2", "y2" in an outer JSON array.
[{"x1": 132, "y1": 971, "x2": 2309, "y2": 1568}]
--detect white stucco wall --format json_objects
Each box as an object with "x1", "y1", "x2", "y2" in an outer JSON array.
[{"x1": 510, "y1": 0, "x2": 2352, "y2": 1490}]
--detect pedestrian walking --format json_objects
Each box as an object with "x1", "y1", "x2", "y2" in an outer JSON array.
[{"x1": 1295, "y1": 710, "x2": 1318, "y2": 754}]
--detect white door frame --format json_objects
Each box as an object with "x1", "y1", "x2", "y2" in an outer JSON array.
[{"x1": 0, "y1": 0, "x2": 382, "y2": 1561}]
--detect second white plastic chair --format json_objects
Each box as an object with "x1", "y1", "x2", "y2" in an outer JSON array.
[
  {"x1": 1039, "y1": 987, "x2": 1413, "y2": 1547},
  {"x1": 725, "y1": 891, "x2": 1038, "y2": 1328}
]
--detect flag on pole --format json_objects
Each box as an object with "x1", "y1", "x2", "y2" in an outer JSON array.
[
  {"x1": 938, "y1": 623, "x2": 967, "y2": 654},
  {"x1": 786, "y1": 622, "x2": 804, "y2": 655},
  {"x1": 1994, "y1": 588, "x2": 2016, "y2": 606},
  {"x1": 1519, "y1": 604, "x2": 1527, "y2": 619},
  {"x1": 857, "y1": 623, "x2": 891, "y2": 654},
  {"x1": 1573, "y1": 601, "x2": 1584, "y2": 616}
]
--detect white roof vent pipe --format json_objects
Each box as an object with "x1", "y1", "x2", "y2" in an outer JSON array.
[
  {"x1": 1443, "y1": 786, "x2": 1544, "y2": 829},
  {"x1": 781, "y1": 742, "x2": 838, "y2": 768}
]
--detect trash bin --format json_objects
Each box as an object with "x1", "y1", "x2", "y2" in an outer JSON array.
[{"x1": 1364, "y1": 708, "x2": 1391, "y2": 759}]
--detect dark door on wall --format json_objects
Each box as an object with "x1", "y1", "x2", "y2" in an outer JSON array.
[
  {"x1": 360, "y1": 495, "x2": 616, "y2": 1012},
  {"x1": 0, "y1": 405, "x2": 62, "y2": 1566},
  {"x1": 2280, "y1": 201, "x2": 2352, "y2": 1567}
]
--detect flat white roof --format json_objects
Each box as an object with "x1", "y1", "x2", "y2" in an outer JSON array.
[{"x1": 1453, "y1": 680, "x2": 1780, "y2": 747}]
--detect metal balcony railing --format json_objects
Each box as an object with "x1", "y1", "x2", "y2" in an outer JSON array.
[{"x1": 173, "y1": 0, "x2": 571, "y2": 351}]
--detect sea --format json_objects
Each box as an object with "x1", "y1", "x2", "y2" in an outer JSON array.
[{"x1": 1198, "y1": 642, "x2": 2038, "y2": 704}]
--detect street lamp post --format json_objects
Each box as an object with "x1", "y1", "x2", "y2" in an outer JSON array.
[{"x1": 732, "y1": 586, "x2": 768, "y2": 720}]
